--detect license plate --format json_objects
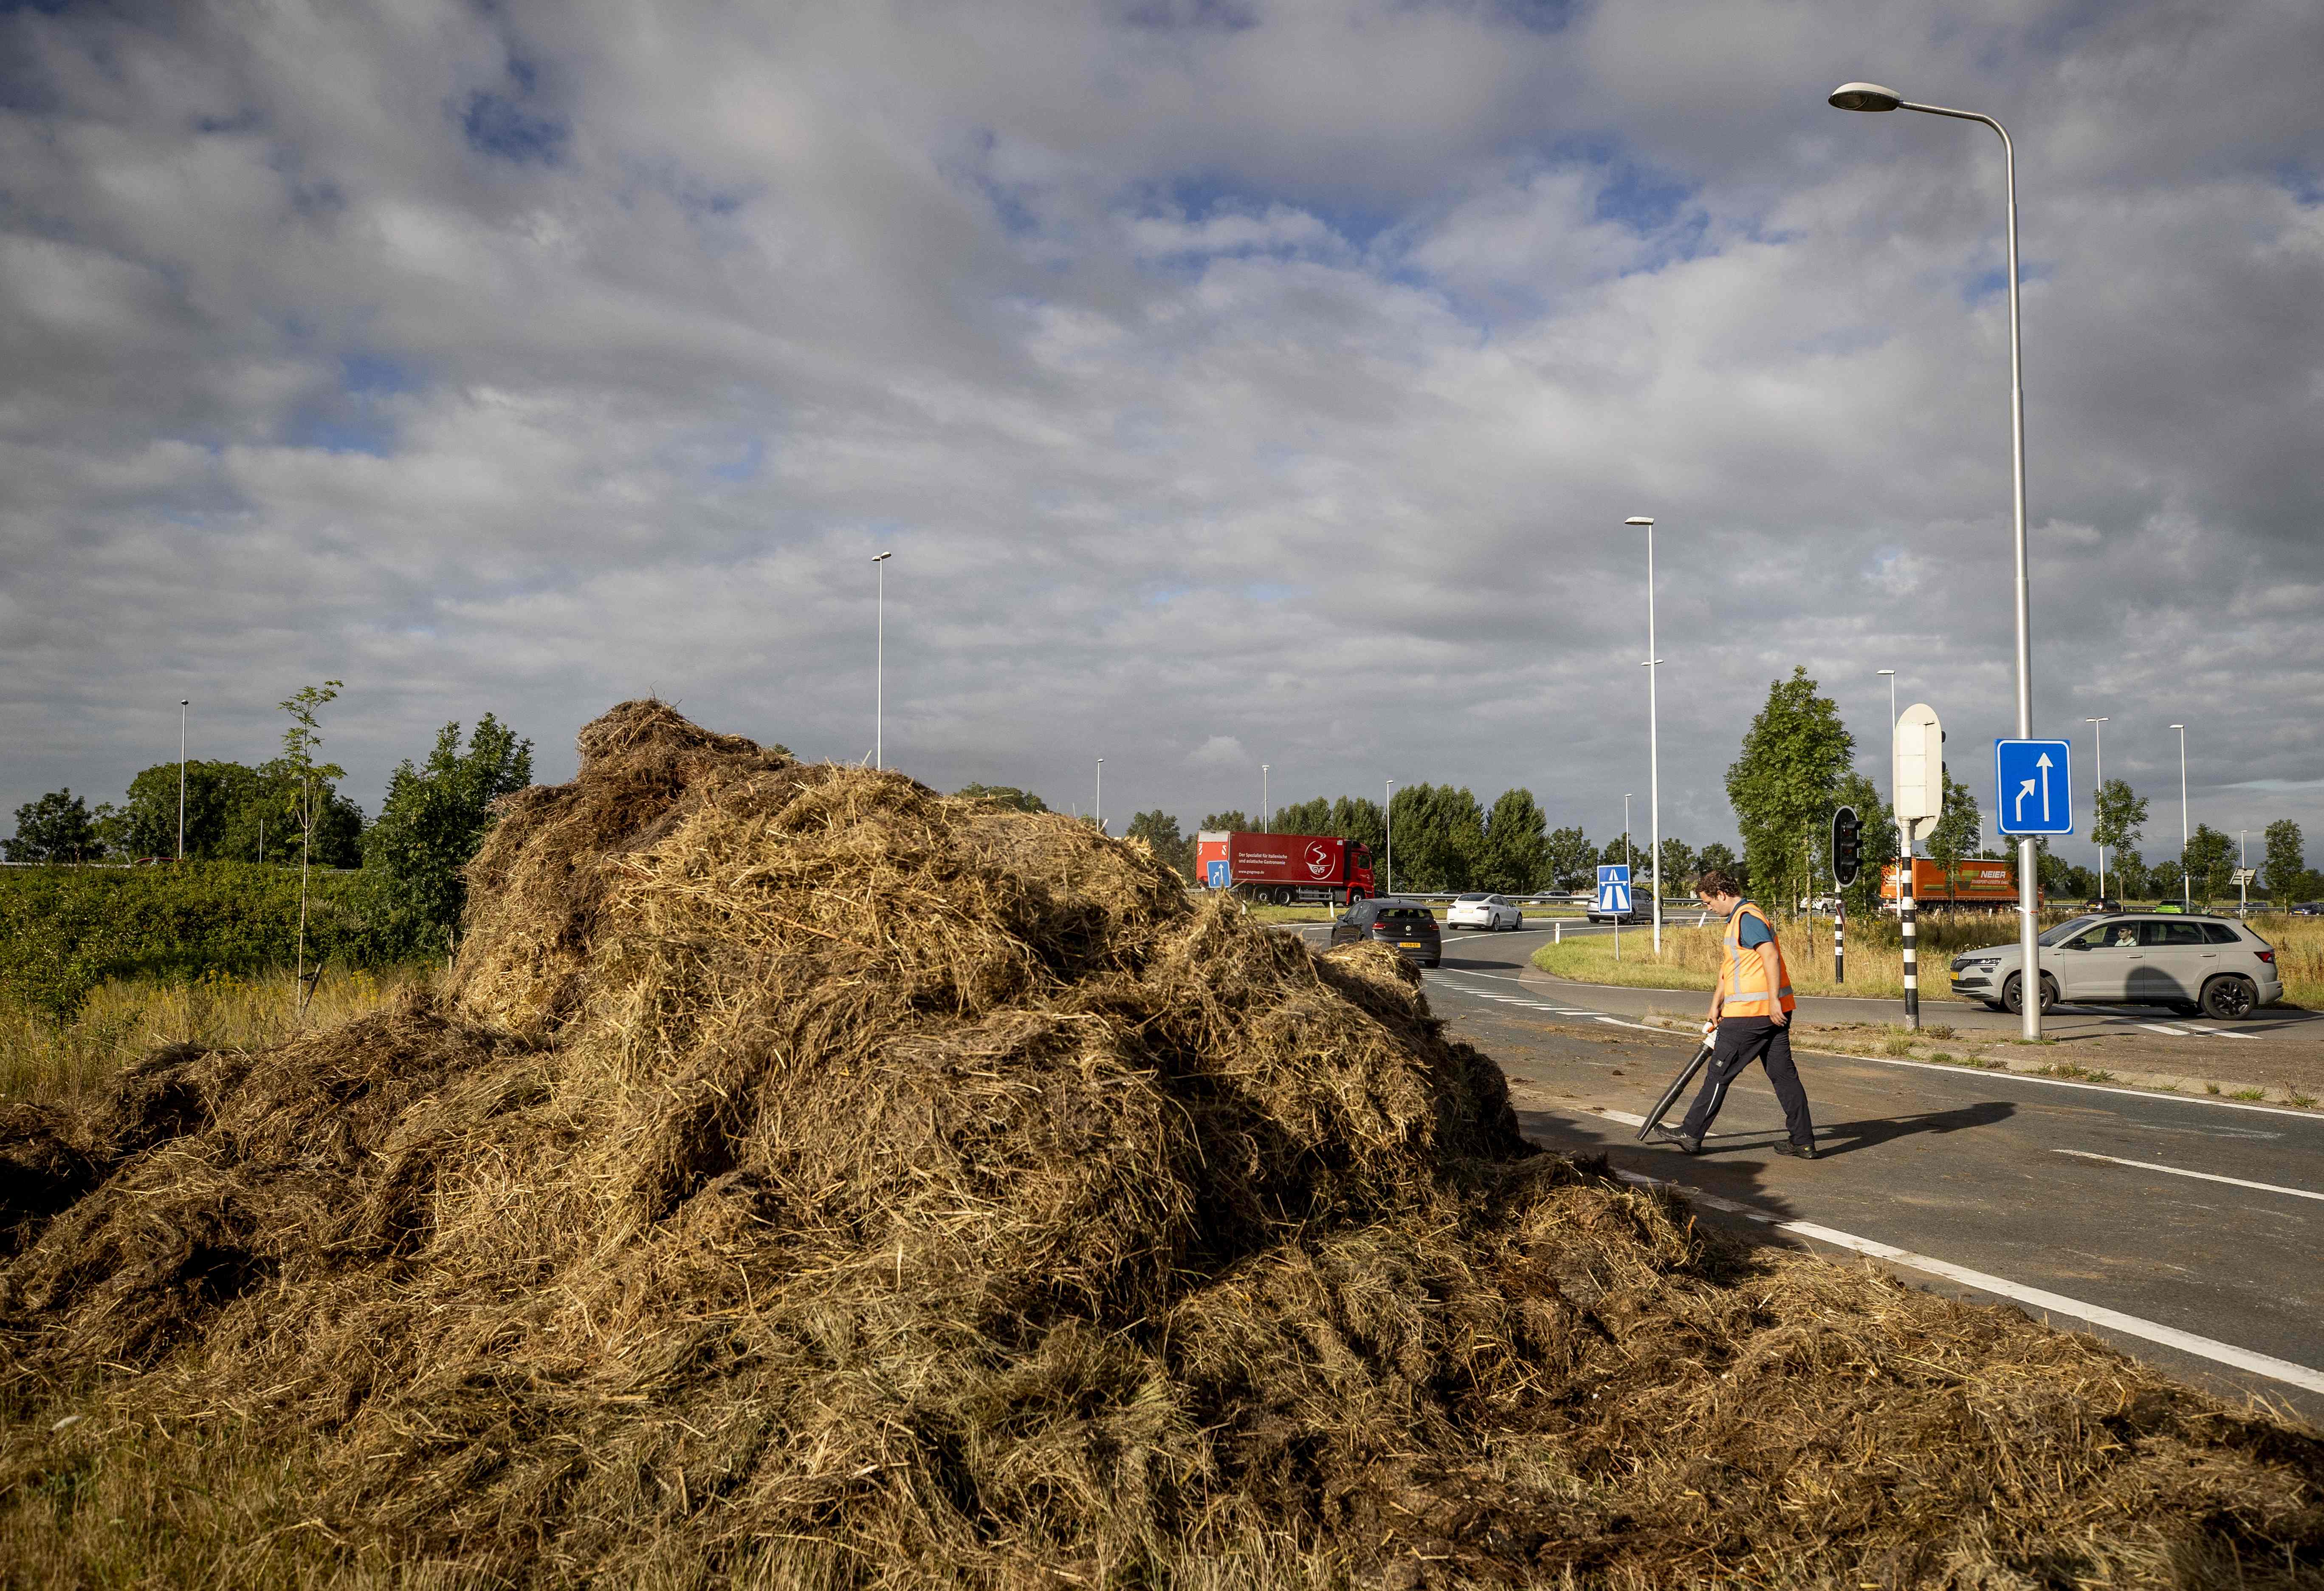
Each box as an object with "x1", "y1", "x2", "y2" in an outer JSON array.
[{"x1": 1399, "y1": 941, "x2": 1422, "y2": 949}]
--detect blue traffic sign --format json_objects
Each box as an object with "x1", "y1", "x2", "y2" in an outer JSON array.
[
  {"x1": 1205, "y1": 859, "x2": 1231, "y2": 888},
  {"x1": 1994, "y1": 739, "x2": 2073, "y2": 836},
  {"x1": 1596, "y1": 864, "x2": 1632, "y2": 914}
]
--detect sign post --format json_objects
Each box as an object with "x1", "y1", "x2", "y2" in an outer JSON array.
[
  {"x1": 1597, "y1": 865, "x2": 1632, "y2": 963},
  {"x1": 1994, "y1": 737, "x2": 2073, "y2": 1037},
  {"x1": 1893, "y1": 705, "x2": 1945, "y2": 1030},
  {"x1": 1831, "y1": 805, "x2": 1861, "y2": 983}
]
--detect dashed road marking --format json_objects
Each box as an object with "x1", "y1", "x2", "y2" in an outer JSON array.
[{"x1": 2052, "y1": 1148, "x2": 2324, "y2": 1204}]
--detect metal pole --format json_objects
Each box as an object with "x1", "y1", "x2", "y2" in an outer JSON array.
[
  {"x1": 1645, "y1": 523, "x2": 1661, "y2": 955},
  {"x1": 1901, "y1": 846, "x2": 1918, "y2": 1029},
  {"x1": 2087, "y1": 717, "x2": 2107, "y2": 902},
  {"x1": 1095, "y1": 757, "x2": 1103, "y2": 833},
  {"x1": 177, "y1": 698, "x2": 189, "y2": 861},
  {"x1": 872, "y1": 551, "x2": 892, "y2": 768},
  {"x1": 2239, "y1": 828, "x2": 2248, "y2": 915},
  {"x1": 1618, "y1": 794, "x2": 1630, "y2": 964},
  {"x1": 1260, "y1": 764, "x2": 1268, "y2": 832},
  {"x1": 2172, "y1": 724, "x2": 2188, "y2": 905}
]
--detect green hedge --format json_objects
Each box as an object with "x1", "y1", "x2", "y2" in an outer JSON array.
[{"x1": 0, "y1": 863, "x2": 433, "y2": 1019}]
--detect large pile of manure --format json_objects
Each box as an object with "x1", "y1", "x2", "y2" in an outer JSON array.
[{"x1": 2, "y1": 701, "x2": 2318, "y2": 1589}]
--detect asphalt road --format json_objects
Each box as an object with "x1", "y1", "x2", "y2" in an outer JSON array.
[{"x1": 1292, "y1": 919, "x2": 2324, "y2": 1421}]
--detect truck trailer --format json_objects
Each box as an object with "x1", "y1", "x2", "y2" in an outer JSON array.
[
  {"x1": 1879, "y1": 858, "x2": 2042, "y2": 912},
  {"x1": 1195, "y1": 831, "x2": 1376, "y2": 907}
]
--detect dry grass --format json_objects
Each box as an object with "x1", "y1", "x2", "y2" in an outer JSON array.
[
  {"x1": 2, "y1": 701, "x2": 2319, "y2": 1589},
  {"x1": 0, "y1": 967, "x2": 420, "y2": 1109}
]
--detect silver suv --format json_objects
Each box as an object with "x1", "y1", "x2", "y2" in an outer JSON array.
[{"x1": 1950, "y1": 913, "x2": 2283, "y2": 1019}]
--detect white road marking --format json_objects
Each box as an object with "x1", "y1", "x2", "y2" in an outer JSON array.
[
  {"x1": 2183, "y1": 1025, "x2": 2260, "y2": 1041},
  {"x1": 2051, "y1": 1148, "x2": 2324, "y2": 1204},
  {"x1": 1587, "y1": 1146, "x2": 2324, "y2": 1397},
  {"x1": 2138, "y1": 1023, "x2": 2192, "y2": 1036}
]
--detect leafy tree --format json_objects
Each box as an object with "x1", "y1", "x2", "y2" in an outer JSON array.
[
  {"x1": 1829, "y1": 771, "x2": 1892, "y2": 920},
  {"x1": 1327, "y1": 796, "x2": 1386, "y2": 858},
  {"x1": 1925, "y1": 766, "x2": 1983, "y2": 891},
  {"x1": 5, "y1": 789, "x2": 99, "y2": 863},
  {"x1": 2110, "y1": 846, "x2": 2148, "y2": 901},
  {"x1": 1125, "y1": 810, "x2": 1193, "y2": 877},
  {"x1": 1269, "y1": 797, "x2": 1333, "y2": 836},
  {"x1": 364, "y1": 715, "x2": 535, "y2": 939},
  {"x1": 2177, "y1": 824, "x2": 2235, "y2": 906},
  {"x1": 1655, "y1": 837, "x2": 1697, "y2": 897},
  {"x1": 1725, "y1": 667, "x2": 1853, "y2": 916},
  {"x1": 2091, "y1": 778, "x2": 2148, "y2": 898},
  {"x1": 955, "y1": 784, "x2": 1049, "y2": 813},
  {"x1": 1199, "y1": 811, "x2": 1250, "y2": 834},
  {"x1": 1543, "y1": 826, "x2": 1595, "y2": 890},
  {"x1": 1694, "y1": 840, "x2": 1742, "y2": 890},
  {"x1": 1479, "y1": 789, "x2": 1550, "y2": 894},
  {"x1": 2263, "y1": 820, "x2": 2304, "y2": 903},
  {"x1": 1598, "y1": 834, "x2": 1635, "y2": 869},
  {"x1": 1387, "y1": 784, "x2": 1484, "y2": 893}
]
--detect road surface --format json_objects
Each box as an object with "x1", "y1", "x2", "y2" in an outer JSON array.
[{"x1": 1291, "y1": 919, "x2": 2324, "y2": 1421}]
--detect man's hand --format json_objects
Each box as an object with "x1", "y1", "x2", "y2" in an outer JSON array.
[{"x1": 1771, "y1": 1010, "x2": 1790, "y2": 1028}]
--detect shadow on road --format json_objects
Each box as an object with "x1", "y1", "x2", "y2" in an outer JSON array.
[{"x1": 1770, "y1": 1099, "x2": 2015, "y2": 1159}]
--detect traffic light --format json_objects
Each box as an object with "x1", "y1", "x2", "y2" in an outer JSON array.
[{"x1": 1832, "y1": 805, "x2": 1862, "y2": 887}]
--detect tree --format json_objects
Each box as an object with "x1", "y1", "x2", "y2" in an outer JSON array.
[
  {"x1": 1543, "y1": 826, "x2": 1595, "y2": 890},
  {"x1": 1656, "y1": 837, "x2": 1697, "y2": 896},
  {"x1": 1479, "y1": 789, "x2": 1550, "y2": 894},
  {"x1": 1326, "y1": 796, "x2": 1386, "y2": 858},
  {"x1": 1925, "y1": 766, "x2": 1983, "y2": 896},
  {"x1": 5, "y1": 789, "x2": 99, "y2": 863},
  {"x1": 1199, "y1": 811, "x2": 1250, "y2": 834},
  {"x1": 2091, "y1": 778, "x2": 2148, "y2": 897},
  {"x1": 956, "y1": 784, "x2": 1048, "y2": 813},
  {"x1": 1387, "y1": 784, "x2": 1484, "y2": 893},
  {"x1": 279, "y1": 680, "x2": 345, "y2": 1017},
  {"x1": 1828, "y1": 771, "x2": 1892, "y2": 920},
  {"x1": 1726, "y1": 667, "x2": 1853, "y2": 917},
  {"x1": 1695, "y1": 841, "x2": 1741, "y2": 890},
  {"x1": 2110, "y1": 846, "x2": 2148, "y2": 901},
  {"x1": 1125, "y1": 810, "x2": 1193, "y2": 877},
  {"x1": 364, "y1": 715, "x2": 535, "y2": 938},
  {"x1": 2263, "y1": 820, "x2": 2304, "y2": 903},
  {"x1": 1270, "y1": 797, "x2": 1332, "y2": 836},
  {"x1": 2178, "y1": 824, "x2": 2235, "y2": 906}
]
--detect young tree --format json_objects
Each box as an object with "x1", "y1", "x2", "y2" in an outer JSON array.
[
  {"x1": 1829, "y1": 770, "x2": 1893, "y2": 920},
  {"x1": 364, "y1": 715, "x2": 535, "y2": 939},
  {"x1": 4, "y1": 789, "x2": 99, "y2": 863},
  {"x1": 1479, "y1": 789, "x2": 1550, "y2": 894},
  {"x1": 2263, "y1": 820, "x2": 2304, "y2": 904},
  {"x1": 279, "y1": 680, "x2": 345, "y2": 1017},
  {"x1": 1725, "y1": 666, "x2": 1854, "y2": 916},
  {"x1": 2180, "y1": 824, "x2": 2235, "y2": 906},
  {"x1": 1125, "y1": 810, "x2": 1193, "y2": 877},
  {"x1": 1925, "y1": 766, "x2": 1983, "y2": 897},
  {"x1": 2091, "y1": 777, "x2": 2148, "y2": 898},
  {"x1": 1543, "y1": 825, "x2": 1595, "y2": 890}
]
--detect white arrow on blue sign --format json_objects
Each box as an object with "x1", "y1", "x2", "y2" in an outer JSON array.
[
  {"x1": 1596, "y1": 864, "x2": 1632, "y2": 914},
  {"x1": 1994, "y1": 738, "x2": 2073, "y2": 836}
]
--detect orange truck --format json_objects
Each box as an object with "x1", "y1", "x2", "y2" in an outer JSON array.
[{"x1": 1879, "y1": 859, "x2": 2041, "y2": 911}]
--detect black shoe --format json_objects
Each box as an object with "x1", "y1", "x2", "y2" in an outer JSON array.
[
  {"x1": 1775, "y1": 1140, "x2": 1818, "y2": 1160},
  {"x1": 1647, "y1": 1125, "x2": 1701, "y2": 1155}
]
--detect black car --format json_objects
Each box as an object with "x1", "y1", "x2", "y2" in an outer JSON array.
[{"x1": 1329, "y1": 899, "x2": 1442, "y2": 968}]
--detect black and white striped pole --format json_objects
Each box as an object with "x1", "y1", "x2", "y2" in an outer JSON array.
[{"x1": 1892, "y1": 705, "x2": 1945, "y2": 1034}]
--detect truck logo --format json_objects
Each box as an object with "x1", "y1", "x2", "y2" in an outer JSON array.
[{"x1": 1305, "y1": 842, "x2": 1332, "y2": 878}]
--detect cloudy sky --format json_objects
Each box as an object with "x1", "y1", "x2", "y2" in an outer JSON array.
[{"x1": 4, "y1": 0, "x2": 2319, "y2": 866}]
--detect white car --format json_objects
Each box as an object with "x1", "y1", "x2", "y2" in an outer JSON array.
[{"x1": 1446, "y1": 892, "x2": 1523, "y2": 931}]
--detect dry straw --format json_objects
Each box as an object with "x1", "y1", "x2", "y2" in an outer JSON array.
[{"x1": 3, "y1": 701, "x2": 2318, "y2": 1588}]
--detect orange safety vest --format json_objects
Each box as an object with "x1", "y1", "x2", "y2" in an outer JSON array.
[{"x1": 1718, "y1": 901, "x2": 1796, "y2": 1018}]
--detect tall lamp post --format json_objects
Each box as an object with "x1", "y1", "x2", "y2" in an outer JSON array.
[
  {"x1": 2238, "y1": 828, "x2": 2249, "y2": 915},
  {"x1": 1260, "y1": 764, "x2": 1269, "y2": 833},
  {"x1": 1625, "y1": 515, "x2": 1664, "y2": 953},
  {"x1": 2170, "y1": 723, "x2": 2189, "y2": 905},
  {"x1": 872, "y1": 551, "x2": 893, "y2": 769},
  {"x1": 1095, "y1": 757, "x2": 1103, "y2": 834},
  {"x1": 178, "y1": 698, "x2": 190, "y2": 862},
  {"x1": 2085, "y1": 717, "x2": 2108, "y2": 901},
  {"x1": 1832, "y1": 81, "x2": 2042, "y2": 1040},
  {"x1": 1384, "y1": 779, "x2": 1395, "y2": 896}
]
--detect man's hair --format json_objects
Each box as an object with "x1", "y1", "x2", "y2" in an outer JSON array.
[{"x1": 1695, "y1": 868, "x2": 1743, "y2": 899}]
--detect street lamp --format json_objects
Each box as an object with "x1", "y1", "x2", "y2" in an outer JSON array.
[
  {"x1": 872, "y1": 552, "x2": 892, "y2": 769},
  {"x1": 1832, "y1": 82, "x2": 2042, "y2": 1040},
  {"x1": 1094, "y1": 757, "x2": 1103, "y2": 833},
  {"x1": 2085, "y1": 717, "x2": 2108, "y2": 901},
  {"x1": 2170, "y1": 724, "x2": 2189, "y2": 905},
  {"x1": 1625, "y1": 515, "x2": 1664, "y2": 953},
  {"x1": 178, "y1": 698, "x2": 189, "y2": 862},
  {"x1": 2239, "y1": 827, "x2": 2250, "y2": 915},
  {"x1": 1384, "y1": 779, "x2": 1395, "y2": 896},
  {"x1": 1260, "y1": 764, "x2": 1269, "y2": 833}
]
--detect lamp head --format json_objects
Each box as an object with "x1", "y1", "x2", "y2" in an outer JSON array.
[
  {"x1": 1828, "y1": 81, "x2": 1903, "y2": 113},
  {"x1": 2169, "y1": 723, "x2": 2184, "y2": 730},
  {"x1": 180, "y1": 698, "x2": 189, "y2": 706},
  {"x1": 1624, "y1": 515, "x2": 1653, "y2": 527},
  {"x1": 1878, "y1": 669, "x2": 1895, "y2": 676},
  {"x1": 872, "y1": 551, "x2": 892, "y2": 563}
]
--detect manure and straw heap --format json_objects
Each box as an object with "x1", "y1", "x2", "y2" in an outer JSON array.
[{"x1": 1, "y1": 701, "x2": 2318, "y2": 1587}]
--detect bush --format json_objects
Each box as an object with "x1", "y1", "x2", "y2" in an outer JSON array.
[{"x1": 0, "y1": 864, "x2": 427, "y2": 1020}]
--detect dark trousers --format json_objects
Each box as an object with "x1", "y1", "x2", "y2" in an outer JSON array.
[{"x1": 1678, "y1": 1016, "x2": 1816, "y2": 1147}]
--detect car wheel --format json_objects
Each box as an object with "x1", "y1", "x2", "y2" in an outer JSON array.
[
  {"x1": 2200, "y1": 975, "x2": 2258, "y2": 1020},
  {"x1": 2001, "y1": 973, "x2": 2057, "y2": 1015},
  {"x1": 1982, "y1": 1000, "x2": 2006, "y2": 1012}
]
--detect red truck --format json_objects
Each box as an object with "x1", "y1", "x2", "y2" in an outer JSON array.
[
  {"x1": 1196, "y1": 831, "x2": 1376, "y2": 907},
  {"x1": 1880, "y1": 858, "x2": 2043, "y2": 912}
]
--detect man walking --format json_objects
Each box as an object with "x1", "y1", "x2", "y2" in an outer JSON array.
[{"x1": 1649, "y1": 868, "x2": 1818, "y2": 1159}]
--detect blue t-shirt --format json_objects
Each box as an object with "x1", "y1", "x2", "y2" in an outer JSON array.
[{"x1": 1732, "y1": 902, "x2": 1774, "y2": 949}]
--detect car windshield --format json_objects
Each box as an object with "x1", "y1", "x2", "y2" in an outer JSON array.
[
  {"x1": 2037, "y1": 916, "x2": 2103, "y2": 947},
  {"x1": 1454, "y1": 893, "x2": 1487, "y2": 901}
]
